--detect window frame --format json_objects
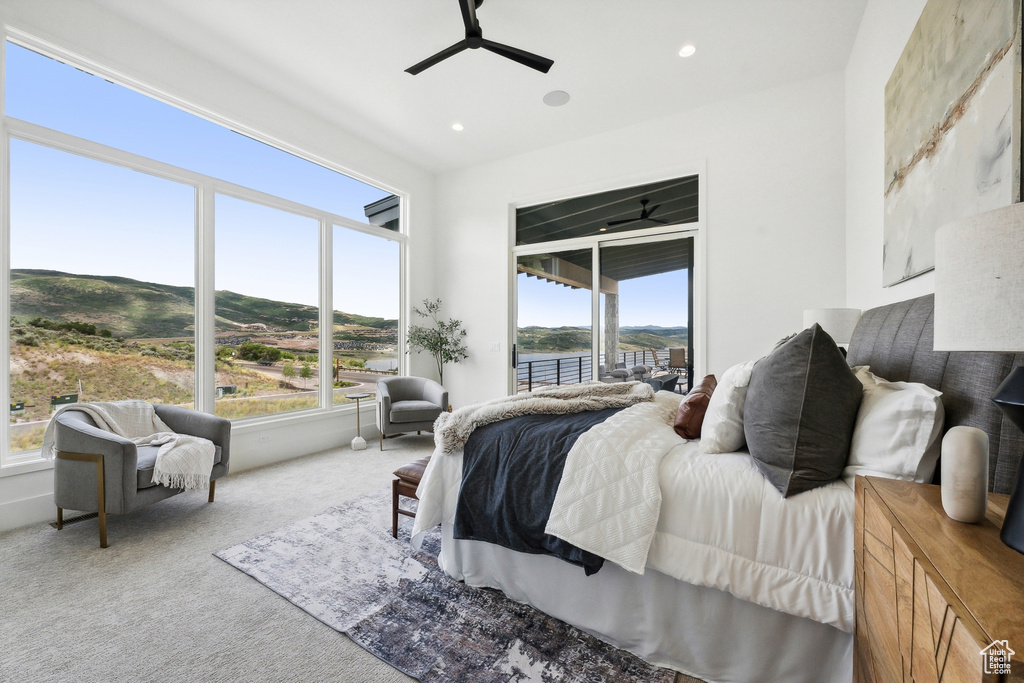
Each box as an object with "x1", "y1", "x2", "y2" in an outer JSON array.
[
  {"x1": 508, "y1": 166, "x2": 707, "y2": 396},
  {"x1": 1, "y1": 35, "x2": 407, "y2": 471}
]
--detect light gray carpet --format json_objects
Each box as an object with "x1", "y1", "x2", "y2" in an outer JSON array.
[
  {"x1": 217, "y1": 489, "x2": 675, "y2": 682},
  {"x1": 0, "y1": 436, "x2": 436, "y2": 683},
  {"x1": 0, "y1": 434, "x2": 701, "y2": 683}
]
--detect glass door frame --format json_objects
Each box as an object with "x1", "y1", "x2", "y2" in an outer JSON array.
[
  {"x1": 513, "y1": 245, "x2": 597, "y2": 393},
  {"x1": 597, "y1": 231, "x2": 694, "y2": 390},
  {"x1": 509, "y1": 223, "x2": 705, "y2": 395}
]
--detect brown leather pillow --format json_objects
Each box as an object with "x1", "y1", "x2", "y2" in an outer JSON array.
[{"x1": 674, "y1": 374, "x2": 718, "y2": 439}]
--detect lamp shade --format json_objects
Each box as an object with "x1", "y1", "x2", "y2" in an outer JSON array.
[
  {"x1": 934, "y1": 202, "x2": 1024, "y2": 352},
  {"x1": 803, "y1": 308, "x2": 861, "y2": 344},
  {"x1": 935, "y1": 202, "x2": 1024, "y2": 555}
]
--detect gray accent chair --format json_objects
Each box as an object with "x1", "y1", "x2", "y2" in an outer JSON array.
[
  {"x1": 53, "y1": 405, "x2": 231, "y2": 548},
  {"x1": 377, "y1": 377, "x2": 448, "y2": 450}
]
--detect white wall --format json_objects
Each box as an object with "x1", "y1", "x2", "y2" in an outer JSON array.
[
  {"x1": 844, "y1": 0, "x2": 930, "y2": 309},
  {"x1": 0, "y1": 0, "x2": 436, "y2": 531},
  {"x1": 432, "y1": 71, "x2": 848, "y2": 407}
]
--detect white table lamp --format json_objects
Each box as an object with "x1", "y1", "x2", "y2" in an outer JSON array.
[{"x1": 934, "y1": 201, "x2": 1024, "y2": 553}]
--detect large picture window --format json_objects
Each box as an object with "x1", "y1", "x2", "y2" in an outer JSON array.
[
  {"x1": 332, "y1": 226, "x2": 400, "y2": 404},
  {"x1": 3, "y1": 42, "x2": 392, "y2": 226},
  {"x1": 8, "y1": 140, "x2": 195, "y2": 454},
  {"x1": 2, "y1": 40, "x2": 405, "y2": 467},
  {"x1": 214, "y1": 195, "x2": 320, "y2": 419}
]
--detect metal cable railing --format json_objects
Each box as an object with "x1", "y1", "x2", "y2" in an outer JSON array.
[{"x1": 516, "y1": 350, "x2": 667, "y2": 393}]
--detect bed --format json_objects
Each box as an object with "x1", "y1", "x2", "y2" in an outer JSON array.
[{"x1": 411, "y1": 295, "x2": 1024, "y2": 683}]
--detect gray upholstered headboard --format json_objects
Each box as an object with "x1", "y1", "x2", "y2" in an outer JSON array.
[{"x1": 846, "y1": 294, "x2": 1024, "y2": 495}]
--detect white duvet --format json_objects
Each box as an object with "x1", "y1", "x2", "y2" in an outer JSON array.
[
  {"x1": 544, "y1": 391, "x2": 682, "y2": 574},
  {"x1": 412, "y1": 392, "x2": 855, "y2": 633}
]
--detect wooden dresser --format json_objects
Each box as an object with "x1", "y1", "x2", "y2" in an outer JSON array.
[{"x1": 855, "y1": 477, "x2": 1024, "y2": 682}]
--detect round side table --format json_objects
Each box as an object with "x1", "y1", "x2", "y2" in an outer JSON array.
[{"x1": 346, "y1": 392, "x2": 371, "y2": 451}]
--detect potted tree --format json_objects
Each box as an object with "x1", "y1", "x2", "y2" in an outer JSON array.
[{"x1": 407, "y1": 298, "x2": 468, "y2": 385}]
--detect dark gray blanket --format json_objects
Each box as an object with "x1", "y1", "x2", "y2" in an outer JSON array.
[{"x1": 453, "y1": 408, "x2": 622, "y2": 576}]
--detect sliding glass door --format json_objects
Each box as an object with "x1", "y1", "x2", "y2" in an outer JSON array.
[
  {"x1": 515, "y1": 249, "x2": 594, "y2": 392},
  {"x1": 599, "y1": 235, "x2": 692, "y2": 391},
  {"x1": 513, "y1": 233, "x2": 695, "y2": 393}
]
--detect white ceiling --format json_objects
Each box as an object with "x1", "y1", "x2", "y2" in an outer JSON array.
[{"x1": 90, "y1": 0, "x2": 868, "y2": 174}]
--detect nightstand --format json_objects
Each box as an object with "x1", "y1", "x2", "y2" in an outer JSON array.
[{"x1": 854, "y1": 476, "x2": 1024, "y2": 682}]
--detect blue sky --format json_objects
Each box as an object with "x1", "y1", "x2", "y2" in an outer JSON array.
[
  {"x1": 10, "y1": 140, "x2": 195, "y2": 288},
  {"x1": 6, "y1": 42, "x2": 679, "y2": 327},
  {"x1": 518, "y1": 267, "x2": 688, "y2": 328},
  {"x1": 6, "y1": 42, "x2": 396, "y2": 314}
]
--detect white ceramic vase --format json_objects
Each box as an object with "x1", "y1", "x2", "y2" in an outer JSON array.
[{"x1": 940, "y1": 426, "x2": 989, "y2": 523}]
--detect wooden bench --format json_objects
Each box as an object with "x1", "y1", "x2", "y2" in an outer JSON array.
[{"x1": 392, "y1": 456, "x2": 430, "y2": 538}]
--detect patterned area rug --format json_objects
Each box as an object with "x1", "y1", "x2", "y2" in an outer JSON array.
[{"x1": 216, "y1": 488, "x2": 677, "y2": 682}]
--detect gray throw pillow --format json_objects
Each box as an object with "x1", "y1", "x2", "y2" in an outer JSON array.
[{"x1": 744, "y1": 324, "x2": 863, "y2": 497}]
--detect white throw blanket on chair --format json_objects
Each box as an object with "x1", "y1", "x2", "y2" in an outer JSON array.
[
  {"x1": 432, "y1": 381, "x2": 655, "y2": 454},
  {"x1": 41, "y1": 400, "x2": 216, "y2": 491}
]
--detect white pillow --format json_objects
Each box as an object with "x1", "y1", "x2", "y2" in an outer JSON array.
[
  {"x1": 701, "y1": 360, "x2": 757, "y2": 453},
  {"x1": 841, "y1": 367, "x2": 944, "y2": 488}
]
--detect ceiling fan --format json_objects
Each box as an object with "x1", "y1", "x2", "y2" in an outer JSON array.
[
  {"x1": 406, "y1": 0, "x2": 554, "y2": 75},
  {"x1": 606, "y1": 199, "x2": 669, "y2": 227}
]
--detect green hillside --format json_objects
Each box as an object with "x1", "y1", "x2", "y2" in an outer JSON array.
[
  {"x1": 10, "y1": 269, "x2": 394, "y2": 338},
  {"x1": 517, "y1": 325, "x2": 687, "y2": 353},
  {"x1": 516, "y1": 326, "x2": 592, "y2": 352},
  {"x1": 11, "y1": 270, "x2": 195, "y2": 339},
  {"x1": 620, "y1": 329, "x2": 688, "y2": 349}
]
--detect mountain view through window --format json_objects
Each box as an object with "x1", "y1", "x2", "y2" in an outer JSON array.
[{"x1": 6, "y1": 42, "x2": 403, "y2": 456}]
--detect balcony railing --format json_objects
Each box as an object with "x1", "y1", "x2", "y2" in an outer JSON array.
[{"x1": 517, "y1": 350, "x2": 672, "y2": 393}]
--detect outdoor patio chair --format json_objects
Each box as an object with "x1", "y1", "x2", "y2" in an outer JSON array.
[
  {"x1": 599, "y1": 364, "x2": 631, "y2": 383},
  {"x1": 646, "y1": 374, "x2": 680, "y2": 393},
  {"x1": 630, "y1": 365, "x2": 653, "y2": 381},
  {"x1": 668, "y1": 348, "x2": 687, "y2": 373},
  {"x1": 649, "y1": 349, "x2": 669, "y2": 372}
]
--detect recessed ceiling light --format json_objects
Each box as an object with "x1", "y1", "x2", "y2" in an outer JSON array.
[
  {"x1": 451, "y1": 122, "x2": 464, "y2": 132},
  {"x1": 599, "y1": 227, "x2": 607, "y2": 232},
  {"x1": 678, "y1": 44, "x2": 697, "y2": 58},
  {"x1": 542, "y1": 90, "x2": 570, "y2": 107}
]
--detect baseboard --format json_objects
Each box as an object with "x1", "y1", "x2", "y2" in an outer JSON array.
[
  {"x1": 0, "y1": 411, "x2": 379, "y2": 533},
  {"x1": 0, "y1": 492, "x2": 55, "y2": 533}
]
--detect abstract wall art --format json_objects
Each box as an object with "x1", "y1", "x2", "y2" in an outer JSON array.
[{"x1": 884, "y1": 0, "x2": 1022, "y2": 286}]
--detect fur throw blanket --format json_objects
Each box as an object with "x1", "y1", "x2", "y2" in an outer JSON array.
[
  {"x1": 41, "y1": 400, "x2": 216, "y2": 491},
  {"x1": 433, "y1": 381, "x2": 655, "y2": 454}
]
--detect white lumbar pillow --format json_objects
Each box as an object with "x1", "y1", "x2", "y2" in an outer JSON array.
[
  {"x1": 701, "y1": 360, "x2": 757, "y2": 454},
  {"x1": 842, "y1": 366, "x2": 944, "y2": 488}
]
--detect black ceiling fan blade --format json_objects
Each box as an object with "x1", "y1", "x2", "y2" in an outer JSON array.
[
  {"x1": 644, "y1": 204, "x2": 662, "y2": 218},
  {"x1": 459, "y1": 0, "x2": 481, "y2": 34},
  {"x1": 608, "y1": 216, "x2": 669, "y2": 227},
  {"x1": 481, "y1": 39, "x2": 553, "y2": 73},
  {"x1": 406, "y1": 40, "x2": 469, "y2": 75}
]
